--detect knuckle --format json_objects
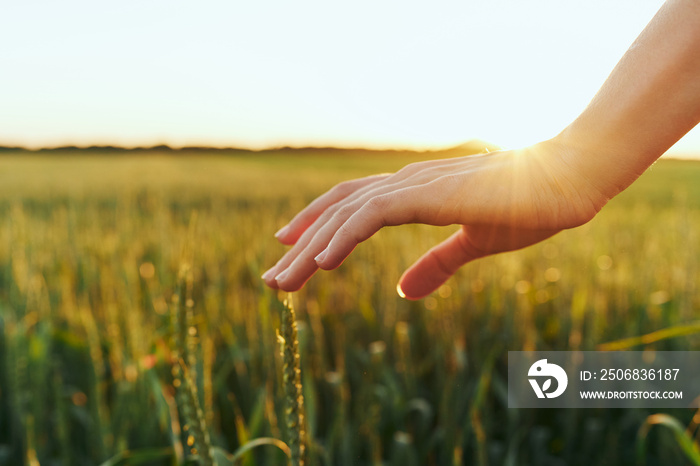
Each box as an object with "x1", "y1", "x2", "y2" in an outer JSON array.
[
  {"x1": 333, "y1": 203, "x2": 356, "y2": 220},
  {"x1": 436, "y1": 173, "x2": 462, "y2": 190},
  {"x1": 329, "y1": 181, "x2": 352, "y2": 198},
  {"x1": 395, "y1": 165, "x2": 413, "y2": 177},
  {"x1": 318, "y1": 203, "x2": 340, "y2": 223},
  {"x1": 427, "y1": 249, "x2": 453, "y2": 277},
  {"x1": 364, "y1": 193, "x2": 391, "y2": 212},
  {"x1": 333, "y1": 176, "x2": 378, "y2": 196},
  {"x1": 336, "y1": 221, "x2": 355, "y2": 240},
  {"x1": 397, "y1": 160, "x2": 430, "y2": 177}
]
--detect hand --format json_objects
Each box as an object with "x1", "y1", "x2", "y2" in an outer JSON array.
[{"x1": 262, "y1": 139, "x2": 606, "y2": 299}]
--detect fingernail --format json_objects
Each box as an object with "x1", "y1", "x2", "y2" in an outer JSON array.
[
  {"x1": 275, "y1": 269, "x2": 290, "y2": 283},
  {"x1": 261, "y1": 268, "x2": 275, "y2": 281},
  {"x1": 396, "y1": 283, "x2": 406, "y2": 299},
  {"x1": 314, "y1": 248, "x2": 328, "y2": 264},
  {"x1": 274, "y1": 225, "x2": 290, "y2": 238}
]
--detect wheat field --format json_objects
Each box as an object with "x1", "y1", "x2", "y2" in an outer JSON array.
[{"x1": 0, "y1": 150, "x2": 699, "y2": 466}]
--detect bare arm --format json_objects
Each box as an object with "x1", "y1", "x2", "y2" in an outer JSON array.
[
  {"x1": 559, "y1": 0, "x2": 700, "y2": 198},
  {"x1": 263, "y1": 0, "x2": 700, "y2": 299}
]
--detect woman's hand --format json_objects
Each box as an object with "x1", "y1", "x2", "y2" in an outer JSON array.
[
  {"x1": 262, "y1": 139, "x2": 607, "y2": 299},
  {"x1": 263, "y1": 0, "x2": 700, "y2": 300}
]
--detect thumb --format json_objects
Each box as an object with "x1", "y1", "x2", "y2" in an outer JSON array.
[{"x1": 397, "y1": 229, "x2": 480, "y2": 300}]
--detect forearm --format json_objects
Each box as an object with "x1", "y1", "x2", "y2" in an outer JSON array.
[{"x1": 556, "y1": 0, "x2": 700, "y2": 199}]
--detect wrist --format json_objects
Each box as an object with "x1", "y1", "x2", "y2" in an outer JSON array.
[
  {"x1": 533, "y1": 132, "x2": 612, "y2": 226},
  {"x1": 550, "y1": 124, "x2": 648, "y2": 203}
]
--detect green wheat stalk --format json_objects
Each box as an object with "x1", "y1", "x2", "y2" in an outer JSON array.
[
  {"x1": 176, "y1": 357, "x2": 214, "y2": 466},
  {"x1": 277, "y1": 296, "x2": 306, "y2": 466},
  {"x1": 170, "y1": 265, "x2": 214, "y2": 466}
]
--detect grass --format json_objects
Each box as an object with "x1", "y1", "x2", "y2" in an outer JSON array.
[
  {"x1": 277, "y1": 297, "x2": 306, "y2": 466},
  {"x1": 0, "y1": 150, "x2": 699, "y2": 465}
]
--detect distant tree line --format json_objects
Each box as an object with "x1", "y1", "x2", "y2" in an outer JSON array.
[{"x1": 0, "y1": 139, "x2": 500, "y2": 156}]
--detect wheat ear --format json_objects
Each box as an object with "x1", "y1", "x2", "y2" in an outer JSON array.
[{"x1": 277, "y1": 296, "x2": 305, "y2": 466}]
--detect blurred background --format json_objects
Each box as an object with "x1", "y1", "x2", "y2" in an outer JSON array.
[{"x1": 1, "y1": 1, "x2": 700, "y2": 466}]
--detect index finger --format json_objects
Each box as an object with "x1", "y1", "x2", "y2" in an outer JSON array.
[{"x1": 275, "y1": 174, "x2": 389, "y2": 245}]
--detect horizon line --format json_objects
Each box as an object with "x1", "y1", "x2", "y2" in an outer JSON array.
[
  {"x1": 0, "y1": 138, "x2": 502, "y2": 154},
  {"x1": 1, "y1": 141, "x2": 698, "y2": 161}
]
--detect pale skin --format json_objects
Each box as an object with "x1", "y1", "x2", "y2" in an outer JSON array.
[{"x1": 263, "y1": 0, "x2": 700, "y2": 300}]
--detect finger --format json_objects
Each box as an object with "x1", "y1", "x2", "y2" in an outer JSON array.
[
  {"x1": 275, "y1": 174, "x2": 389, "y2": 245},
  {"x1": 316, "y1": 184, "x2": 448, "y2": 271},
  {"x1": 273, "y1": 202, "x2": 361, "y2": 291},
  {"x1": 397, "y1": 229, "x2": 479, "y2": 300},
  {"x1": 398, "y1": 226, "x2": 560, "y2": 299},
  {"x1": 273, "y1": 194, "x2": 382, "y2": 291},
  {"x1": 265, "y1": 180, "x2": 388, "y2": 288},
  {"x1": 271, "y1": 176, "x2": 428, "y2": 290},
  {"x1": 273, "y1": 257, "x2": 319, "y2": 292},
  {"x1": 264, "y1": 180, "x2": 382, "y2": 287},
  {"x1": 275, "y1": 156, "x2": 469, "y2": 245},
  {"x1": 263, "y1": 210, "x2": 329, "y2": 288},
  {"x1": 261, "y1": 258, "x2": 282, "y2": 288},
  {"x1": 268, "y1": 160, "x2": 470, "y2": 291},
  {"x1": 264, "y1": 207, "x2": 333, "y2": 287}
]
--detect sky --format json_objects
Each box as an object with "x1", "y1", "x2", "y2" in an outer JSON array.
[{"x1": 1, "y1": 0, "x2": 699, "y2": 156}]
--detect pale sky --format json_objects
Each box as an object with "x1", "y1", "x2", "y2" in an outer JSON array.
[{"x1": 2, "y1": 0, "x2": 699, "y2": 156}]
